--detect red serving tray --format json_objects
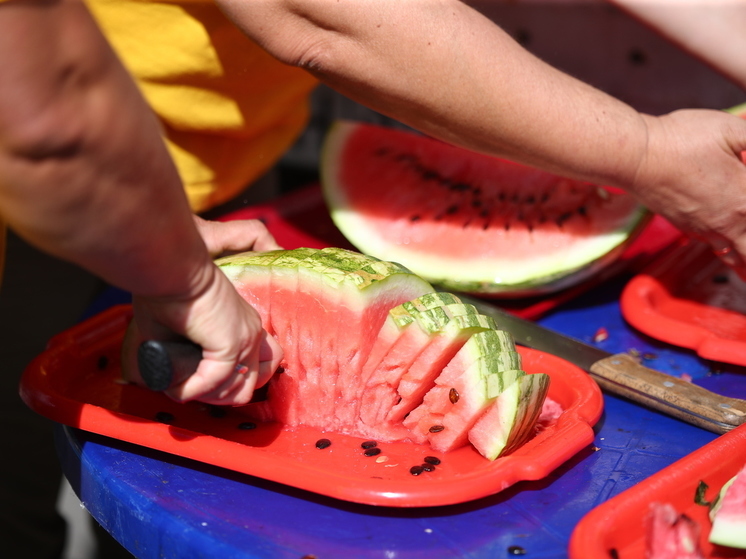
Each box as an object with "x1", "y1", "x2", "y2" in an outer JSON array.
[
  {"x1": 20, "y1": 304, "x2": 603, "y2": 508},
  {"x1": 621, "y1": 237, "x2": 746, "y2": 366},
  {"x1": 221, "y1": 184, "x2": 683, "y2": 319},
  {"x1": 569, "y1": 423, "x2": 746, "y2": 559}
]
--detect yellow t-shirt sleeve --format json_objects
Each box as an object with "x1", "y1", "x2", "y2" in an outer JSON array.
[{"x1": 86, "y1": 0, "x2": 319, "y2": 213}]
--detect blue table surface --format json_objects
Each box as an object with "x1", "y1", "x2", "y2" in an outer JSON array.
[{"x1": 56, "y1": 276, "x2": 745, "y2": 559}]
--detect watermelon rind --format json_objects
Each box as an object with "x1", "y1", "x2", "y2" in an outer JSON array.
[
  {"x1": 321, "y1": 120, "x2": 651, "y2": 297},
  {"x1": 725, "y1": 102, "x2": 746, "y2": 117},
  {"x1": 217, "y1": 247, "x2": 550, "y2": 460},
  {"x1": 708, "y1": 465, "x2": 746, "y2": 549}
]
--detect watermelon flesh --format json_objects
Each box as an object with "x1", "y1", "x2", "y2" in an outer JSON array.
[
  {"x1": 646, "y1": 503, "x2": 705, "y2": 559},
  {"x1": 709, "y1": 463, "x2": 746, "y2": 549},
  {"x1": 321, "y1": 120, "x2": 650, "y2": 297},
  {"x1": 217, "y1": 247, "x2": 552, "y2": 459}
]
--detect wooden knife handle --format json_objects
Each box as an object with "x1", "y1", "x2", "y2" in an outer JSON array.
[{"x1": 590, "y1": 353, "x2": 746, "y2": 434}]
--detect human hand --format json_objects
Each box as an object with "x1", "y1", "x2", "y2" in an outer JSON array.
[
  {"x1": 122, "y1": 218, "x2": 284, "y2": 405},
  {"x1": 629, "y1": 109, "x2": 746, "y2": 277}
]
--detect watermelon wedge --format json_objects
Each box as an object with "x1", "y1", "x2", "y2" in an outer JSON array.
[
  {"x1": 216, "y1": 247, "x2": 551, "y2": 460},
  {"x1": 709, "y1": 463, "x2": 746, "y2": 549},
  {"x1": 320, "y1": 121, "x2": 650, "y2": 297}
]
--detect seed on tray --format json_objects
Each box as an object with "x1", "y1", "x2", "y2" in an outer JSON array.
[
  {"x1": 363, "y1": 447, "x2": 382, "y2": 457},
  {"x1": 361, "y1": 440, "x2": 378, "y2": 449},
  {"x1": 421, "y1": 463, "x2": 436, "y2": 472},
  {"x1": 410, "y1": 465, "x2": 424, "y2": 476},
  {"x1": 423, "y1": 456, "x2": 441, "y2": 465}
]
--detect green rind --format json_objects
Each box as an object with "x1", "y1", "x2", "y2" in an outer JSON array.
[{"x1": 709, "y1": 468, "x2": 746, "y2": 549}]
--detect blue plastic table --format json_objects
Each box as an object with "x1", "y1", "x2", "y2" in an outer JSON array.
[{"x1": 54, "y1": 274, "x2": 744, "y2": 559}]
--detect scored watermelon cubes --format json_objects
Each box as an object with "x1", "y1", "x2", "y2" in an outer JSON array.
[{"x1": 217, "y1": 247, "x2": 551, "y2": 460}]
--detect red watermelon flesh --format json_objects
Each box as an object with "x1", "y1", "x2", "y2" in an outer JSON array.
[
  {"x1": 709, "y1": 463, "x2": 746, "y2": 549},
  {"x1": 217, "y1": 248, "x2": 551, "y2": 459},
  {"x1": 386, "y1": 308, "x2": 498, "y2": 424},
  {"x1": 469, "y1": 372, "x2": 551, "y2": 460},
  {"x1": 358, "y1": 305, "x2": 451, "y2": 430},
  {"x1": 403, "y1": 329, "x2": 522, "y2": 451},
  {"x1": 646, "y1": 503, "x2": 705, "y2": 559},
  {"x1": 322, "y1": 121, "x2": 650, "y2": 297}
]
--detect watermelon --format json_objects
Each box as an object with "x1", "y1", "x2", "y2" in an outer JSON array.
[
  {"x1": 320, "y1": 121, "x2": 650, "y2": 297},
  {"x1": 646, "y1": 503, "x2": 705, "y2": 559},
  {"x1": 216, "y1": 247, "x2": 551, "y2": 460},
  {"x1": 709, "y1": 463, "x2": 746, "y2": 549}
]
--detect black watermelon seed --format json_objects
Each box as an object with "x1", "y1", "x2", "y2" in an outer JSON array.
[
  {"x1": 361, "y1": 440, "x2": 378, "y2": 449},
  {"x1": 237, "y1": 421, "x2": 257, "y2": 430},
  {"x1": 410, "y1": 465, "x2": 424, "y2": 476},
  {"x1": 155, "y1": 411, "x2": 174, "y2": 424},
  {"x1": 424, "y1": 456, "x2": 441, "y2": 465},
  {"x1": 609, "y1": 548, "x2": 619, "y2": 559},
  {"x1": 713, "y1": 274, "x2": 729, "y2": 284},
  {"x1": 97, "y1": 355, "x2": 108, "y2": 370},
  {"x1": 508, "y1": 546, "x2": 527, "y2": 556},
  {"x1": 364, "y1": 447, "x2": 382, "y2": 457},
  {"x1": 421, "y1": 463, "x2": 436, "y2": 472},
  {"x1": 448, "y1": 387, "x2": 460, "y2": 404},
  {"x1": 315, "y1": 438, "x2": 332, "y2": 449},
  {"x1": 208, "y1": 405, "x2": 227, "y2": 418},
  {"x1": 429, "y1": 425, "x2": 445, "y2": 433}
]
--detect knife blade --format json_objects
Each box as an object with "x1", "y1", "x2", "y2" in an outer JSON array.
[{"x1": 457, "y1": 294, "x2": 746, "y2": 434}]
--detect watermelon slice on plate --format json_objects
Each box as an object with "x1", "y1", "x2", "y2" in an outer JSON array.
[
  {"x1": 218, "y1": 247, "x2": 551, "y2": 458},
  {"x1": 321, "y1": 121, "x2": 650, "y2": 298},
  {"x1": 19, "y1": 302, "x2": 603, "y2": 507}
]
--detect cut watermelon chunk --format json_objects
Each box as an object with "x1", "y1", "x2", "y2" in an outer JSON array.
[
  {"x1": 321, "y1": 120, "x2": 650, "y2": 297},
  {"x1": 468, "y1": 372, "x2": 550, "y2": 460},
  {"x1": 216, "y1": 247, "x2": 551, "y2": 460},
  {"x1": 646, "y1": 503, "x2": 704, "y2": 559},
  {"x1": 709, "y1": 463, "x2": 746, "y2": 549}
]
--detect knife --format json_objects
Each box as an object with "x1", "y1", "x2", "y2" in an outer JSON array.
[{"x1": 457, "y1": 294, "x2": 746, "y2": 434}]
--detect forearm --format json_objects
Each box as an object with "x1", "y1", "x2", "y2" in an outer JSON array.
[
  {"x1": 609, "y1": 0, "x2": 746, "y2": 92},
  {"x1": 0, "y1": 0, "x2": 210, "y2": 298},
  {"x1": 218, "y1": 0, "x2": 649, "y2": 189}
]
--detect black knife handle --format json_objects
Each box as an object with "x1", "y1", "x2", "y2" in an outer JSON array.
[{"x1": 137, "y1": 340, "x2": 202, "y2": 391}]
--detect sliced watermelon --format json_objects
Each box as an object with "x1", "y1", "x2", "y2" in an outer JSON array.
[
  {"x1": 709, "y1": 463, "x2": 746, "y2": 549},
  {"x1": 646, "y1": 503, "x2": 705, "y2": 559},
  {"x1": 216, "y1": 247, "x2": 551, "y2": 460},
  {"x1": 402, "y1": 329, "x2": 523, "y2": 452},
  {"x1": 468, "y1": 372, "x2": 550, "y2": 460},
  {"x1": 321, "y1": 120, "x2": 650, "y2": 297}
]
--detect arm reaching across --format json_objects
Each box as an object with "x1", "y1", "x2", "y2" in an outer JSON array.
[
  {"x1": 0, "y1": 0, "x2": 282, "y2": 405},
  {"x1": 217, "y1": 0, "x2": 746, "y2": 275}
]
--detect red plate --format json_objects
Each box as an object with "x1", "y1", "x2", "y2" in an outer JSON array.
[
  {"x1": 20, "y1": 304, "x2": 603, "y2": 508},
  {"x1": 569, "y1": 423, "x2": 746, "y2": 559},
  {"x1": 621, "y1": 238, "x2": 746, "y2": 366}
]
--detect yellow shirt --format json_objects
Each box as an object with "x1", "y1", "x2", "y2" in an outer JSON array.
[{"x1": 86, "y1": 0, "x2": 319, "y2": 213}]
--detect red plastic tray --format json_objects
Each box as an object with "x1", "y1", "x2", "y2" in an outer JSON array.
[
  {"x1": 222, "y1": 184, "x2": 683, "y2": 319},
  {"x1": 569, "y1": 423, "x2": 746, "y2": 559},
  {"x1": 20, "y1": 304, "x2": 603, "y2": 508},
  {"x1": 621, "y1": 238, "x2": 746, "y2": 366}
]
